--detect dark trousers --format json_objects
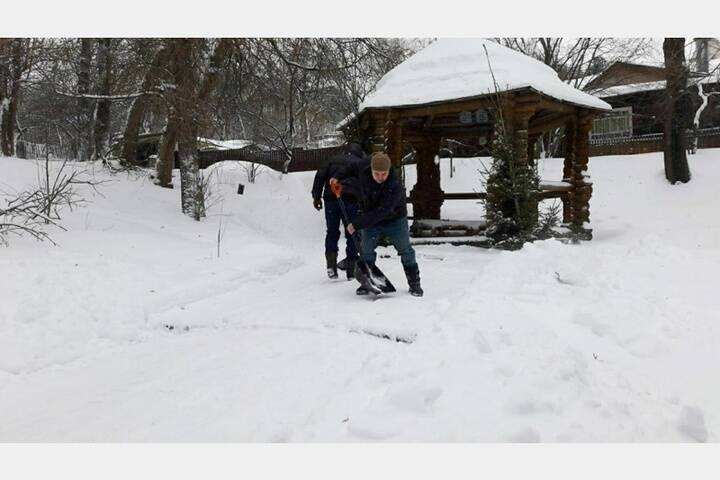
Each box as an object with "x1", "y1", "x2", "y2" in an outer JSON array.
[
  {"x1": 360, "y1": 216, "x2": 417, "y2": 268},
  {"x1": 324, "y1": 198, "x2": 359, "y2": 259}
]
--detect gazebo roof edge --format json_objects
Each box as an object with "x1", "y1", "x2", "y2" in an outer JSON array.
[{"x1": 337, "y1": 86, "x2": 610, "y2": 131}]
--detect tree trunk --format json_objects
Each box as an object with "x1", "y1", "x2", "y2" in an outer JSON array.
[
  {"x1": 93, "y1": 39, "x2": 113, "y2": 161},
  {"x1": 173, "y1": 39, "x2": 204, "y2": 219},
  {"x1": 158, "y1": 38, "x2": 232, "y2": 217},
  {"x1": 0, "y1": 98, "x2": 15, "y2": 156},
  {"x1": 121, "y1": 45, "x2": 171, "y2": 166},
  {"x1": 1, "y1": 40, "x2": 26, "y2": 157},
  {"x1": 77, "y1": 38, "x2": 93, "y2": 161},
  {"x1": 178, "y1": 118, "x2": 204, "y2": 219},
  {"x1": 0, "y1": 51, "x2": 7, "y2": 155},
  {"x1": 156, "y1": 112, "x2": 178, "y2": 187},
  {"x1": 197, "y1": 38, "x2": 233, "y2": 105},
  {"x1": 662, "y1": 38, "x2": 692, "y2": 184}
]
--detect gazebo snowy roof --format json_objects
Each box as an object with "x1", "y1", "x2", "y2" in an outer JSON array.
[{"x1": 359, "y1": 38, "x2": 611, "y2": 113}]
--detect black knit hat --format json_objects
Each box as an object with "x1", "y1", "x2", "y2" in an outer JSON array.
[{"x1": 345, "y1": 142, "x2": 365, "y2": 158}]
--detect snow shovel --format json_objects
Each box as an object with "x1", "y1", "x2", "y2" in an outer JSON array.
[{"x1": 330, "y1": 181, "x2": 395, "y2": 295}]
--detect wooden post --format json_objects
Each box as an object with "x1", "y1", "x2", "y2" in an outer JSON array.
[
  {"x1": 572, "y1": 115, "x2": 593, "y2": 237},
  {"x1": 528, "y1": 134, "x2": 539, "y2": 167},
  {"x1": 384, "y1": 110, "x2": 404, "y2": 168},
  {"x1": 562, "y1": 119, "x2": 576, "y2": 224},
  {"x1": 513, "y1": 98, "x2": 538, "y2": 229},
  {"x1": 409, "y1": 136, "x2": 444, "y2": 220}
]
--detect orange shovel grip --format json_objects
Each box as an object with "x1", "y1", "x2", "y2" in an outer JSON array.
[{"x1": 330, "y1": 180, "x2": 343, "y2": 198}]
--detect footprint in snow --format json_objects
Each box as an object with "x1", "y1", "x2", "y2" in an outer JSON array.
[
  {"x1": 495, "y1": 330, "x2": 513, "y2": 346},
  {"x1": 505, "y1": 398, "x2": 558, "y2": 415},
  {"x1": 494, "y1": 365, "x2": 516, "y2": 378},
  {"x1": 346, "y1": 420, "x2": 399, "y2": 440},
  {"x1": 506, "y1": 426, "x2": 541, "y2": 442},
  {"x1": 677, "y1": 405, "x2": 709, "y2": 442},
  {"x1": 571, "y1": 310, "x2": 610, "y2": 337},
  {"x1": 386, "y1": 384, "x2": 444, "y2": 414},
  {"x1": 473, "y1": 330, "x2": 492, "y2": 354}
]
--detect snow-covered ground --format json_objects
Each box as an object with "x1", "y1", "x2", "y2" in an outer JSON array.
[{"x1": 1, "y1": 149, "x2": 719, "y2": 442}]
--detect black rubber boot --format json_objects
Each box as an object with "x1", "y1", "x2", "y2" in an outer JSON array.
[
  {"x1": 356, "y1": 285, "x2": 369, "y2": 295},
  {"x1": 325, "y1": 251, "x2": 338, "y2": 279},
  {"x1": 346, "y1": 258, "x2": 357, "y2": 281},
  {"x1": 404, "y1": 264, "x2": 424, "y2": 297}
]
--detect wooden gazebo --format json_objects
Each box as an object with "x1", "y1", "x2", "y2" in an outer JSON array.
[{"x1": 344, "y1": 39, "x2": 611, "y2": 237}]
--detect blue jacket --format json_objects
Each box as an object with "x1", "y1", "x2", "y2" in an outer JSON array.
[{"x1": 352, "y1": 166, "x2": 407, "y2": 230}]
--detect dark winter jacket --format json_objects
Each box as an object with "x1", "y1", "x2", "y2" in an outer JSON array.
[
  {"x1": 311, "y1": 152, "x2": 367, "y2": 203},
  {"x1": 352, "y1": 166, "x2": 408, "y2": 230}
]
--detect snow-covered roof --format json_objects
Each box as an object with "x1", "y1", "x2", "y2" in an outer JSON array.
[
  {"x1": 198, "y1": 138, "x2": 255, "y2": 150},
  {"x1": 358, "y1": 39, "x2": 611, "y2": 113},
  {"x1": 592, "y1": 80, "x2": 667, "y2": 97},
  {"x1": 591, "y1": 74, "x2": 720, "y2": 98}
]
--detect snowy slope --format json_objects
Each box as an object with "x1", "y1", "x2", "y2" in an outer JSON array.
[
  {"x1": 359, "y1": 38, "x2": 611, "y2": 112},
  {"x1": 1, "y1": 150, "x2": 719, "y2": 442}
]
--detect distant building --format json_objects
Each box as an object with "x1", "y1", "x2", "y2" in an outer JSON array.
[
  {"x1": 583, "y1": 39, "x2": 720, "y2": 143},
  {"x1": 306, "y1": 132, "x2": 344, "y2": 149}
]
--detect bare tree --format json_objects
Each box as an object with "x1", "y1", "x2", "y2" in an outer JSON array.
[
  {"x1": 233, "y1": 38, "x2": 413, "y2": 171},
  {"x1": 1, "y1": 153, "x2": 105, "y2": 246},
  {"x1": 91, "y1": 38, "x2": 114, "y2": 160},
  {"x1": 0, "y1": 38, "x2": 38, "y2": 156},
  {"x1": 688, "y1": 38, "x2": 720, "y2": 154},
  {"x1": 120, "y1": 41, "x2": 171, "y2": 166},
  {"x1": 16, "y1": 39, "x2": 162, "y2": 164},
  {"x1": 76, "y1": 38, "x2": 94, "y2": 160},
  {"x1": 499, "y1": 38, "x2": 655, "y2": 87},
  {"x1": 158, "y1": 38, "x2": 234, "y2": 219}
]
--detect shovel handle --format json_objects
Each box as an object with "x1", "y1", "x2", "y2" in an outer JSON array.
[{"x1": 330, "y1": 179, "x2": 342, "y2": 199}]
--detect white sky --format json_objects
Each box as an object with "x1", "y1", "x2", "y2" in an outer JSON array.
[{"x1": 2, "y1": 1, "x2": 720, "y2": 37}]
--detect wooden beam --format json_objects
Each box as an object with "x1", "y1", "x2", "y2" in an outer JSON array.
[
  {"x1": 395, "y1": 96, "x2": 499, "y2": 118},
  {"x1": 403, "y1": 125, "x2": 493, "y2": 137},
  {"x1": 528, "y1": 113, "x2": 577, "y2": 136},
  {"x1": 537, "y1": 98, "x2": 577, "y2": 114}
]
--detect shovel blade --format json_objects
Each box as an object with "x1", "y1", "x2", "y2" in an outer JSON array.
[{"x1": 355, "y1": 261, "x2": 396, "y2": 294}]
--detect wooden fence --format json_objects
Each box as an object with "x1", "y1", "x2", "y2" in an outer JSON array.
[
  {"x1": 198, "y1": 145, "x2": 345, "y2": 172},
  {"x1": 589, "y1": 127, "x2": 720, "y2": 156}
]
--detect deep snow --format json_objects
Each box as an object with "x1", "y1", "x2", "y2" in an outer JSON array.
[{"x1": 1, "y1": 149, "x2": 719, "y2": 442}]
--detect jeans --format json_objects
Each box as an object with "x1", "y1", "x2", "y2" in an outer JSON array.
[
  {"x1": 324, "y1": 198, "x2": 359, "y2": 259},
  {"x1": 360, "y1": 216, "x2": 417, "y2": 268}
]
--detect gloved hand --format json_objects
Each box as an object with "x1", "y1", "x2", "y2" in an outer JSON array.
[{"x1": 313, "y1": 198, "x2": 323, "y2": 210}]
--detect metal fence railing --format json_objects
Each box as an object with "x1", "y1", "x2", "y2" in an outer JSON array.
[
  {"x1": 15, "y1": 140, "x2": 79, "y2": 161},
  {"x1": 588, "y1": 126, "x2": 720, "y2": 156}
]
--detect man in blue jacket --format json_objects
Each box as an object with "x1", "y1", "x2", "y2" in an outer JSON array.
[
  {"x1": 312, "y1": 143, "x2": 366, "y2": 280},
  {"x1": 342, "y1": 152, "x2": 423, "y2": 297}
]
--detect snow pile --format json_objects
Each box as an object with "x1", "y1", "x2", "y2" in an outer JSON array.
[
  {"x1": 1, "y1": 149, "x2": 719, "y2": 441},
  {"x1": 359, "y1": 38, "x2": 611, "y2": 112},
  {"x1": 198, "y1": 138, "x2": 255, "y2": 150}
]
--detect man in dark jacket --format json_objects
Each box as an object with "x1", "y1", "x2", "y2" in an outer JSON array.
[
  {"x1": 341, "y1": 152, "x2": 423, "y2": 297},
  {"x1": 311, "y1": 143, "x2": 366, "y2": 280}
]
